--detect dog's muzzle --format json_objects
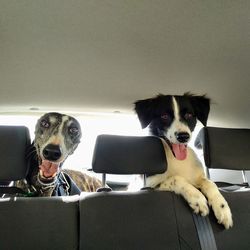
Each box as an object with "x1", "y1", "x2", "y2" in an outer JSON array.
[
  {"x1": 43, "y1": 144, "x2": 62, "y2": 161},
  {"x1": 175, "y1": 132, "x2": 190, "y2": 143}
]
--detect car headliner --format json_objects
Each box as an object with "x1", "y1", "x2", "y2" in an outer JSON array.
[{"x1": 0, "y1": 1, "x2": 249, "y2": 128}]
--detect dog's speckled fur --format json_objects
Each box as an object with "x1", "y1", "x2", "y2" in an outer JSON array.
[{"x1": 16, "y1": 112, "x2": 102, "y2": 196}]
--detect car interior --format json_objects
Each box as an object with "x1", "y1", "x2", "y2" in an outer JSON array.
[{"x1": 0, "y1": 1, "x2": 250, "y2": 249}]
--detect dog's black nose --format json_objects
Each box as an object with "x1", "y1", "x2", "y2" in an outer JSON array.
[
  {"x1": 176, "y1": 132, "x2": 190, "y2": 143},
  {"x1": 43, "y1": 144, "x2": 62, "y2": 161}
]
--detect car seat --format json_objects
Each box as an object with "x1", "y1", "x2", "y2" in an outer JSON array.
[
  {"x1": 0, "y1": 126, "x2": 79, "y2": 250},
  {"x1": 195, "y1": 127, "x2": 250, "y2": 250},
  {"x1": 79, "y1": 134, "x2": 202, "y2": 250}
]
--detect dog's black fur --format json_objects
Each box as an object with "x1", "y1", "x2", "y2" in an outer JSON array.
[
  {"x1": 135, "y1": 92, "x2": 209, "y2": 131},
  {"x1": 133, "y1": 92, "x2": 233, "y2": 229}
]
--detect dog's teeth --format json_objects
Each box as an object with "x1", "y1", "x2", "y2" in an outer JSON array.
[
  {"x1": 39, "y1": 170, "x2": 44, "y2": 177},
  {"x1": 52, "y1": 172, "x2": 57, "y2": 178}
]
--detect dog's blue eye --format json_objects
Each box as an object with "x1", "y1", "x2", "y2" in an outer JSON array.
[
  {"x1": 69, "y1": 127, "x2": 79, "y2": 135},
  {"x1": 40, "y1": 120, "x2": 50, "y2": 128}
]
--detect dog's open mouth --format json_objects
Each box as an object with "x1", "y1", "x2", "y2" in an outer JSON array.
[
  {"x1": 171, "y1": 143, "x2": 187, "y2": 161},
  {"x1": 39, "y1": 160, "x2": 60, "y2": 180}
]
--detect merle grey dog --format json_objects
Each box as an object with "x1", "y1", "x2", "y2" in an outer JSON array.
[{"x1": 16, "y1": 112, "x2": 102, "y2": 196}]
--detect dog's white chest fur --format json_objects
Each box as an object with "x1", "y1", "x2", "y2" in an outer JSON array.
[
  {"x1": 162, "y1": 140, "x2": 204, "y2": 185},
  {"x1": 146, "y1": 140, "x2": 205, "y2": 188}
]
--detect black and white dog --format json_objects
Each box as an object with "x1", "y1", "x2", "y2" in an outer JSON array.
[
  {"x1": 134, "y1": 93, "x2": 233, "y2": 229},
  {"x1": 16, "y1": 112, "x2": 102, "y2": 196}
]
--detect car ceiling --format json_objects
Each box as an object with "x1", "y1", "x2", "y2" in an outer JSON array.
[{"x1": 0, "y1": 0, "x2": 249, "y2": 128}]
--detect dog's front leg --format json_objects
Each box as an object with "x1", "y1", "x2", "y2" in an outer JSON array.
[
  {"x1": 197, "y1": 178, "x2": 233, "y2": 229},
  {"x1": 146, "y1": 172, "x2": 168, "y2": 188},
  {"x1": 158, "y1": 175, "x2": 209, "y2": 216}
]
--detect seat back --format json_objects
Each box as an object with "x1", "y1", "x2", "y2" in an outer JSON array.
[
  {"x1": 79, "y1": 191, "x2": 201, "y2": 250},
  {"x1": 0, "y1": 196, "x2": 79, "y2": 250},
  {"x1": 79, "y1": 134, "x2": 200, "y2": 250},
  {"x1": 195, "y1": 127, "x2": 250, "y2": 249},
  {"x1": 195, "y1": 127, "x2": 250, "y2": 186},
  {"x1": 195, "y1": 127, "x2": 250, "y2": 171},
  {"x1": 0, "y1": 126, "x2": 79, "y2": 249}
]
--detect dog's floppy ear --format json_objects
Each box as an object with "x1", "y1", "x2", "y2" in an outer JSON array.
[
  {"x1": 134, "y1": 97, "x2": 159, "y2": 129},
  {"x1": 185, "y1": 92, "x2": 210, "y2": 126}
]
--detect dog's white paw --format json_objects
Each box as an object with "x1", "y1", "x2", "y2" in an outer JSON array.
[
  {"x1": 210, "y1": 195, "x2": 233, "y2": 229},
  {"x1": 158, "y1": 177, "x2": 209, "y2": 216},
  {"x1": 187, "y1": 190, "x2": 209, "y2": 216}
]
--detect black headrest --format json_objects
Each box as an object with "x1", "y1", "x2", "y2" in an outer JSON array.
[
  {"x1": 0, "y1": 126, "x2": 31, "y2": 181},
  {"x1": 92, "y1": 135, "x2": 167, "y2": 174},
  {"x1": 195, "y1": 127, "x2": 250, "y2": 170}
]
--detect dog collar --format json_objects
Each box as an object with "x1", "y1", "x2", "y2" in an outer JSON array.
[{"x1": 37, "y1": 174, "x2": 59, "y2": 190}]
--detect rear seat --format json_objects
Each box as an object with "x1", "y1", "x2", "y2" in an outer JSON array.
[
  {"x1": 79, "y1": 134, "x2": 200, "y2": 250},
  {"x1": 195, "y1": 127, "x2": 250, "y2": 250},
  {"x1": 0, "y1": 126, "x2": 79, "y2": 250},
  {"x1": 1, "y1": 125, "x2": 250, "y2": 249},
  {"x1": 0, "y1": 196, "x2": 79, "y2": 250}
]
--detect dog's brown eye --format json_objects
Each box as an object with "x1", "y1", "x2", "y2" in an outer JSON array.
[
  {"x1": 69, "y1": 127, "x2": 79, "y2": 135},
  {"x1": 184, "y1": 113, "x2": 193, "y2": 120},
  {"x1": 161, "y1": 114, "x2": 169, "y2": 120},
  {"x1": 40, "y1": 120, "x2": 50, "y2": 128}
]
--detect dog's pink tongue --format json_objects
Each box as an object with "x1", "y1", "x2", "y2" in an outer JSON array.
[
  {"x1": 39, "y1": 160, "x2": 59, "y2": 178},
  {"x1": 172, "y1": 144, "x2": 187, "y2": 160}
]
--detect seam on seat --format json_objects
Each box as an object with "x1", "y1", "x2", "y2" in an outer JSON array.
[{"x1": 172, "y1": 193, "x2": 182, "y2": 249}]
